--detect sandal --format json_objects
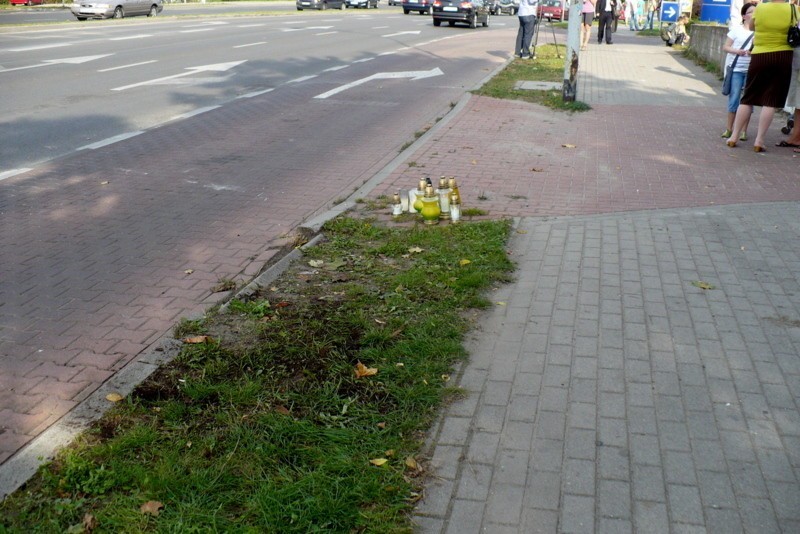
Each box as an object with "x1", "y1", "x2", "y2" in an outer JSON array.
[
  {"x1": 721, "y1": 130, "x2": 732, "y2": 138},
  {"x1": 775, "y1": 141, "x2": 800, "y2": 148},
  {"x1": 754, "y1": 145, "x2": 766, "y2": 153},
  {"x1": 739, "y1": 132, "x2": 747, "y2": 141}
]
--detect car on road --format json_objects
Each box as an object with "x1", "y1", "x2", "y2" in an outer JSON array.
[
  {"x1": 432, "y1": 0, "x2": 489, "y2": 28},
  {"x1": 402, "y1": 0, "x2": 434, "y2": 15},
  {"x1": 71, "y1": 0, "x2": 162, "y2": 20},
  {"x1": 10, "y1": 0, "x2": 45, "y2": 5},
  {"x1": 346, "y1": 0, "x2": 378, "y2": 7},
  {"x1": 297, "y1": 0, "x2": 346, "y2": 9},
  {"x1": 497, "y1": 0, "x2": 517, "y2": 14},
  {"x1": 388, "y1": 0, "x2": 401, "y2": 4},
  {"x1": 538, "y1": 0, "x2": 568, "y2": 20}
]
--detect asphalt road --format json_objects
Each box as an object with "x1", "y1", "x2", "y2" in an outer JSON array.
[{"x1": 1, "y1": 9, "x2": 512, "y2": 174}]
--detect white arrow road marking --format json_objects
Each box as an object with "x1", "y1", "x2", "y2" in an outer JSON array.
[
  {"x1": 111, "y1": 60, "x2": 246, "y2": 91},
  {"x1": 0, "y1": 54, "x2": 112, "y2": 74},
  {"x1": 381, "y1": 30, "x2": 422, "y2": 38},
  {"x1": 314, "y1": 67, "x2": 443, "y2": 99},
  {"x1": 98, "y1": 60, "x2": 157, "y2": 72},
  {"x1": 6, "y1": 42, "x2": 72, "y2": 52},
  {"x1": 109, "y1": 34, "x2": 152, "y2": 41}
]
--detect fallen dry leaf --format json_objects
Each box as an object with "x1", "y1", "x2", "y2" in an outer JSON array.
[
  {"x1": 496, "y1": 302, "x2": 507, "y2": 306},
  {"x1": 441, "y1": 374, "x2": 451, "y2": 382},
  {"x1": 99, "y1": 181, "x2": 110, "y2": 186},
  {"x1": 140, "y1": 501, "x2": 164, "y2": 516},
  {"x1": 275, "y1": 301, "x2": 291, "y2": 308},
  {"x1": 459, "y1": 259, "x2": 472, "y2": 267},
  {"x1": 182, "y1": 335, "x2": 214, "y2": 344},
  {"x1": 105, "y1": 393, "x2": 123, "y2": 403},
  {"x1": 275, "y1": 405, "x2": 291, "y2": 416},
  {"x1": 354, "y1": 361, "x2": 378, "y2": 378},
  {"x1": 517, "y1": 230, "x2": 528, "y2": 234},
  {"x1": 396, "y1": 362, "x2": 405, "y2": 367},
  {"x1": 377, "y1": 422, "x2": 387, "y2": 429},
  {"x1": 471, "y1": 159, "x2": 477, "y2": 165},
  {"x1": 308, "y1": 259, "x2": 324, "y2": 268},
  {"x1": 385, "y1": 449, "x2": 396, "y2": 457},
  {"x1": 183, "y1": 269, "x2": 194, "y2": 275},
  {"x1": 405, "y1": 457, "x2": 419, "y2": 471},
  {"x1": 370, "y1": 458, "x2": 388, "y2": 466},
  {"x1": 374, "y1": 318, "x2": 386, "y2": 325},
  {"x1": 82, "y1": 513, "x2": 98, "y2": 532},
  {"x1": 692, "y1": 281, "x2": 715, "y2": 290},
  {"x1": 562, "y1": 144, "x2": 577, "y2": 149},
  {"x1": 408, "y1": 246, "x2": 423, "y2": 254},
  {"x1": 530, "y1": 168, "x2": 543, "y2": 172}
]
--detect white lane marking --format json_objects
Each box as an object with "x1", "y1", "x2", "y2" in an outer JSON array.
[
  {"x1": 109, "y1": 34, "x2": 152, "y2": 41},
  {"x1": 323, "y1": 65, "x2": 349, "y2": 72},
  {"x1": 180, "y1": 28, "x2": 216, "y2": 34},
  {"x1": 315, "y1": 31, "x2": 337, "y2": 35},
  {"x1": 182, "y1": 21, "x2": 228, "y2": 27},
  {"x1": 234, "y1": 41, "x2": 268, "y2": 48},
  {"x1": 237, "y1": 88, "x2": 275, "y2": 99},
  {"x1": 381, "y1": 30, "x2": 421, "y2": 37},
  {"x1": 288, "y1": 75, "x2": 317, "y2": 83},
  {"x1": 372, "y1": 26, "x2": 389, "y2": 28},
  {"x1": 111, "y1": 60, "x2": 246, "y2": 91},
  {"x1": 314, "y1": 67, "x2": 443, "y2": 99},
  {"x1": 0, "y1": 54, "x2": 112, "y2": 74},
  {"x1": 6, "y1": 42, "x2": 72, "y2": 52},
  {"x1": 353, "y1": 58, "x2": 374, "y2": 63},
  {"x1": 237, "y1": 23, "x2": 266, "y2": 27},
  {"x1": 379, "y1": 46, "x2": 410, "y2": 56},
  {"x1": 168, "y1": 105, "x2": 220, "y2": 121},
  {"x1": 98, "y1": 60, "x2": 157, "y2": 72},
  {"x1": 0, "y1": 168, "x2": 32, "y2": 182},
  {"x1": 78, "y1": 131, "x2": 143, "y2": 150}
]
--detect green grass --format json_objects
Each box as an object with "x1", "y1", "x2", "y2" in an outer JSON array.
[
  {"x1": 473, "y1": 44, "x2": 591, "y2": 112},
  {"x1": 0, "y1": 216, "x2": 514, "y2": 533}
]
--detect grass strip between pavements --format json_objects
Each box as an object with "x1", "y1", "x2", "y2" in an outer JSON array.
[
  {"x1": 473, "y1": 44, "x2": 591, "y2": 112},
  {"x1": 0, "y1": 215, "x2": 514, "y2": 533}
]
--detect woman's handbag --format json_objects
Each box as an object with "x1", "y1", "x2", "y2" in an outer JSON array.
[
  {"x1": 722, "y1": 34, "x2": 753, "y2": 96},
  {"x1": 789, "y1": 6, "x2": 800, "y2": 48}
]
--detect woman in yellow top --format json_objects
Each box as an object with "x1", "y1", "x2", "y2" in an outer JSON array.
[{"x1": 727, "y1": 0, "x2": 798, "y2": 152}]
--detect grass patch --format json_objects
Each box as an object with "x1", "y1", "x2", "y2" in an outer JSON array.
[
  {"x1": 684, "y1": 47, "x2": 722, "y2": 78},
  {"x1": 0, "y1": 215, "x2": 514, "y2": 533},
  {"x1": 473, "y1": 44, "x2": 590, "y2": 112}
]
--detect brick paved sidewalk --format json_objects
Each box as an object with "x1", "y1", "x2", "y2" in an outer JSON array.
[{"x1": 393, "y1": 30, "x2": 800, "y2": 534}]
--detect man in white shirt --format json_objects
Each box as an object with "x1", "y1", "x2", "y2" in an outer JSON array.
[
  {"x1": 516, "y1": 0, "x2": 539, "y2": 58},
  {"x1": 596, "y1": 0, "x2": 618, "y2": 44}
]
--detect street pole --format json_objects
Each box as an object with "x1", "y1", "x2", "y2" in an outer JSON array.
[{"x1": 562, "y1": 1, "x2": 583, "y2": 102}]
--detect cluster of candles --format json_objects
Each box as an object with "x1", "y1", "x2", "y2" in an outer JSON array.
[{"x1": 391, "y1": 176, "x2": 462, "y2": 224}]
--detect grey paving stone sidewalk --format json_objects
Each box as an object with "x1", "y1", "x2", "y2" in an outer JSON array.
[{"x1": 415, "y1": 203, "x2": 800, "y2": 533}]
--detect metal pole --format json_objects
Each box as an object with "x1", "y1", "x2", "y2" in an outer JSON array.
[{"x1": 562, "y1": 1, "x2": 583, "y2": 102}]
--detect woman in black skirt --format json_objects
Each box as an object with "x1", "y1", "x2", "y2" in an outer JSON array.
[{"x1": 727, "y1": 0, "x2": 798, "y2": 152}]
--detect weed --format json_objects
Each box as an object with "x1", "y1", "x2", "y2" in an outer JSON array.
[
  {"x1": 462, "y1": 207, "x2": 488, "y2": 217},
  {"x1": 173, "y1": 317, "x2": 206, "y2": 339},
  {"x1": 507, "y1": 194, "x2": 527, "y2": 200},
  {"x1": 407, "y1": 161, "x2": 418, "y2": 168},
  {"x1": 211, "y1": 278, "x2": 238, "y2": 293},
  {"x1": 477, "y1": 191, "x2": 489, "y2": 201}
]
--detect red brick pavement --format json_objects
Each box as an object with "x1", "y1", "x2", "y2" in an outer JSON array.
[{"x1": 374, "y1": 97, "x2": 800, "y2": 217}]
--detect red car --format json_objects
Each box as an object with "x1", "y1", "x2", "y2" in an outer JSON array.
[
  {"x1": 538, "y1": 0, "x2": 568, "y2": 20},
  {"x1": 10, "y1": 0, "x2": 45, "y2": 4}
]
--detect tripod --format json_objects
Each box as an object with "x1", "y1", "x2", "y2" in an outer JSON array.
[{"x1": 530, "y1": 15, "x2": 562, "y2": 60}]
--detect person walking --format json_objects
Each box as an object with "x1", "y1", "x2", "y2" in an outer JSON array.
[
  {"x1": 645, "y1": 0, "x2": 657, "y2": 29},
  {"x1": 581, "y1": 0, "x2": 597, "y2": 50},
  {"x1": 515, "y1": 0, "x2": 539, "y2": 58},
  {"x1": 627, "y1": 0, "x2": 643, "y2": 30},
  {"x1": 596, "y1": 0, "x2": 618, "y2": 44},
  {"x1": 727, "y1": 0, "x2": 798, "y2": 152},
  {"x1": 721, "y1": 2, "x2": 756, "y2": 141}
]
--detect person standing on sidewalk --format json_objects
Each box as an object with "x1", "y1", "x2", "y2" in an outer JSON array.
[
  {"x1": 581, "y1": 0, "x2": 597, "y2": 50},
  {"x1": 627, "y1": 0, "x2": 643, "y2": 30},
  {"x1": 515, "y1": 0, "x2": 539, "y2": 58},
  {"x1": 596, "y1": 0, "x2": 618, "y2": 44},
  {"x1": 728, "y1": 0, "x2": 798, "y2": 152},
  {"x1": 645, "y1": 0, "x2": 658, "y2": 29},
  {"x1": 722, "y1": 2, "x2": 756, "y2": 141}
]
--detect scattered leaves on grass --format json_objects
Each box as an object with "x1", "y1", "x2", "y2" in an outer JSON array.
[
  {"x1": 459, "y1": 259, "x2": 472, "y2": 267},
  {"x1": 691, "y1": 281, "x2": 716, "y2": 290},
  {"x1": 105, "y1": 393, "x2": 123, "y2": 403},
  {"x1": 82, "y1": 513, "x2": 98, "y2": 532},
  {"x1": 377, "y1": 422, "x2": 387, "y2": 429},
  {"x1": 274, "y1": 405, "x2": 291, "y2": 416},
  {"x1": 354, "y1": 361, "x2": 378, "y2": 378},
  {"x1": 308, "y1": 259, "x2": 324, "y2": 268},
  {"x1": 408, "y1": 246, "x2": 423, "y2": 254},
  {"x1": 385, "y1": 449, "x2": 395, "y2": 457},
  {"x1": 441, "y1": 374, "x2": 450, "y2": 382},
  {"x1": 369, "y1": 458, "x2": 388, "y2": 466},
  {"x1": 182, "y1": 335, "x2": 214, "y2": 344},
  {"x1": 140, "y1": 501, "x2": 164, "y2": 516},
  {"x1": 405, "y1": 457, "x2": 419, "y2": 471}
]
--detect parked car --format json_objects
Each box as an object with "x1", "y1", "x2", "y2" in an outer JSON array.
[
  {"x1": 486, "y1": 0, "x2": 500, "y2": 14},
  {"x1": 402, "y1": 0, "x2": 433, "y2": 14},
  {"x1": 346, "y1": 0, "x2": 378, "y2": 7},
  {"x1": 538, "y1": 0, "x2": 568, "y2": 20},
  {"x1": 71, "y1": 0, "x2": 162, "y2": 20},
  {"x1": 388, "y1": 0, "x2": 401, "y2": 5},
  {"x1": 10, "y1": 0, "x2": 45, "y2": 5},
  {"x1": 497, "y1": 0, "x2": 517, "y2": 15},
  {"x1": 432, "y1": 0, "x2": 489, "y2": 28},
  {"x1": 297, "y1": 0, "x2": 346, "y2": 9}
]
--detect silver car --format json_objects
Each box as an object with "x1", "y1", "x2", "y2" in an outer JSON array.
[{"x1": 71, "y1": 0, "x2": 163, "y2": 20}]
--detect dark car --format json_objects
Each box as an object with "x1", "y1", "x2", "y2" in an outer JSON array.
[
  {"x1": 297, "y1": 0, "x2": 346, "y2": 9},
  {"x1": 432, "y1": 0, "x2": 489, "y2": 28},
  {"x1": 402, "y1": 0, "x2": 433, "y2": 14},
  {"x1": 486, "y1": 0, "x2": 500, "y2": 14},
  {"x1": 497, "y1": 0, "x2": 518, "y2": 14},
  {"x1": 538, "y1": 0, "x2": 568, "y2": 20}
]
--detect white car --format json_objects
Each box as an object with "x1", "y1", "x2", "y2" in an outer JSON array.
[
  {"x1": 346, "y1": 0, "x2": 378, "y2": 7},
  {"x1": 71, "y1": 0, "x2": 162, "y2": 20}
]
